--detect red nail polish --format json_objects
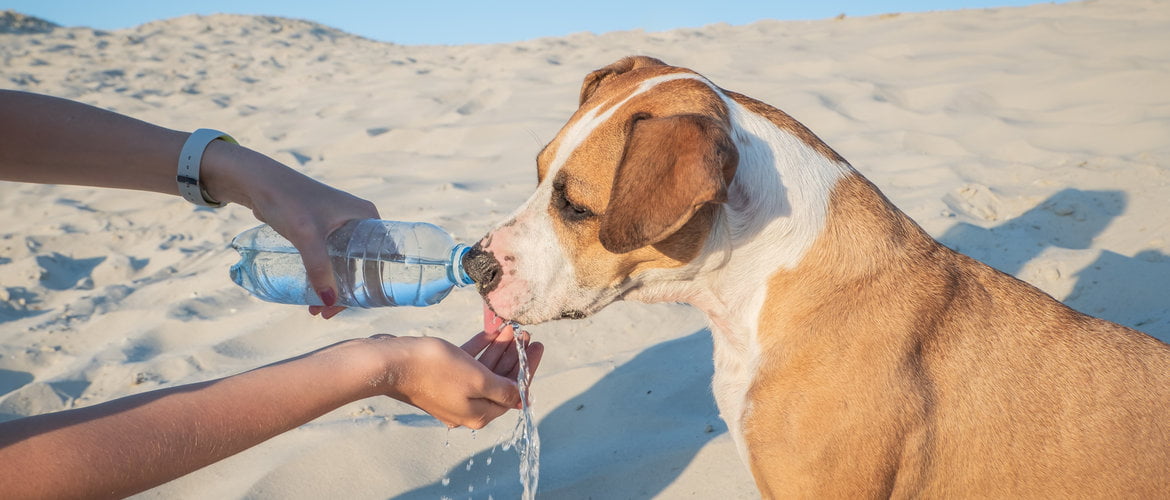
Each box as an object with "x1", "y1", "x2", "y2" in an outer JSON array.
[{"x1": 318, "y1": 288, "x2": 337, "y2": 307}]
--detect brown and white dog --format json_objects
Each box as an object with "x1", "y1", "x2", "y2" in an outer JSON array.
[{"x1": 462, "y1": 56, "x2": 1170, "y2": 498}]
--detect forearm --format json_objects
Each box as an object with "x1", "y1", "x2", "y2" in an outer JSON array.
[
  {"x1": 0, "y1": 339, "x2": 385, "y2": 499},
  {"x1": 0, "y1": 90, "x2": 312, "y2": 212},
  {"x1": 0, "y1": 90, "x2": 186, "y2": 194}
]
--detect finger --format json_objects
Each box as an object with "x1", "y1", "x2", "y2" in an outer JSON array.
[
  {"x1": 506, "y1": 339, "x2": 544, "y2": 386},
  {"x1": 503, "y1": 336, "x2": 537, "y2": 381},
  {"x1": 477, "y1": 322, "x2": 515, "y2": 370},
  {"x1": 479, "y1": 373, "x2": 522, "y2": 411},
  {"x1": 475, "y1": 401, "x2": 512, "y2": 429},
  {"x1": 523, "y1": 342, "x2": 545, "y2": 383},
  {"x1": 320, "y1": 305, "x2": 346, "y2": 319},
  {"x1": 461, "y1": 327, "x2": 502, "y2": 357},
  {"x1": 453, "y1": 399, "x2": 511, "y2": 430},
  {"x1": 496, "y1": 333, "x2": 521, "y2": 379},
  {"x1": 296, "y1": 237, "x2": 339, "y2": 308}
]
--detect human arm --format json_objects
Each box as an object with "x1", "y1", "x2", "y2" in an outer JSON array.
[
  {"x1": 0, "y1": 324, "x2": 543, "y2": 499},
  {"x1": 0, "y1": 90, "x2": 375, "y2": 315}
]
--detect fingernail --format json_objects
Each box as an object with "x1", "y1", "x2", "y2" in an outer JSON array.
[{"x1": 317, "y1": 288, "x2": 337, "y2": 307}]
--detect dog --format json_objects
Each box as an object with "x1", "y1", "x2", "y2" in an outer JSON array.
[{"x1": 461, "y1": 56, "x2": 1170, "y2": 498}]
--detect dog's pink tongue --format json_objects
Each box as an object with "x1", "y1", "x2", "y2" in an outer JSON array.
[{"x1": 483, "y1": 304, "x2": 506, "y2": 333}]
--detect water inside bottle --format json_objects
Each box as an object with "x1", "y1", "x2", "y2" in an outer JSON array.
[
  {"x1": 230, "y1": 220, "x2": 468, "y2": 308},
  {"x1": 230, "y1": 246, "x2": 317, "y2": 305},
  {"x1": 337, "y1": 254, "x2": 455, "y2": 308},
  {"x1": 230, "y1": 246, "x2": 456, "y2": 307}
]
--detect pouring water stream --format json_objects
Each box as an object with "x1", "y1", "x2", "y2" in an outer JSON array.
[{"x1": 504, "y1": 321, "x2": 540, "y2": 499}]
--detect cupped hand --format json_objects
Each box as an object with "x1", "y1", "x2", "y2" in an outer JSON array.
[
  {"x1": 467, "y1": 306, "x2": 544, "y2": 385},
  {"x1": 365, "y1": 307, "x2": 543, "y2": 429}
]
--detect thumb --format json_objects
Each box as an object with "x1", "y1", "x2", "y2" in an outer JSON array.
[
  {"x1": 298, "y1": 238, "x2": 338, "y2": 307},
  {"x1": 481, "y1": 373, "x2": 522, "y2": 410}
]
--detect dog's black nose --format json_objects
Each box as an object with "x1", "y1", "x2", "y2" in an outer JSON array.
[{"x1": 462, "y1": 245, "x2": 501, "y2": 293}]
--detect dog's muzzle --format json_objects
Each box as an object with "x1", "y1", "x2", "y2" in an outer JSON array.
[{"x1": 462, "y1": 244, "x2": 501, "y2": 294}]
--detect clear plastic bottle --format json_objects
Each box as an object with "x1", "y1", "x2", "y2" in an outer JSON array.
[{"x1": 229, "y1": 219, "x2": 474, "y2": 308}]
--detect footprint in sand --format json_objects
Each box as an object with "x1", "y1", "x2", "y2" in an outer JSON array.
[
  {"x1": 278, "y1": 149, "x2": 313, "y2": 166},
  {"x1": 167, "y1": 290, "x2": 244, "y2": 322},
  {"x1": 0, "y1": 287, "x2": 47, "y2": 324},
  {"x1": 0, "y1": 382, "x2": 68, "y2": 421},
  {"x1": 0, "y1": 369, "x2": 35, "y2": 399},
  {"x1": 36, "y1": 253, "x2": 106, "y2": 291},
  {"x1": 943, "y1": 183, "x2": 1005, "y2": 222},
  {"x1": 366, "y1": 126, "x2": 391, "y2": 137}
]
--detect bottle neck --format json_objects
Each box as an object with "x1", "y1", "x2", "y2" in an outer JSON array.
[{"x1": 450, "y1": 244, "x2": 474, "y2": 287}]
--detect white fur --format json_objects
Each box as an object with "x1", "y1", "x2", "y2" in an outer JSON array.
[{"x1": 704, "y1": 97, "x2": 850, "y2": 465}]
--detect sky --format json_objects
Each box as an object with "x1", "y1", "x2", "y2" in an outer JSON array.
[{"x1": 5, "y1": 0, "x2": 1069, "y2": 45}]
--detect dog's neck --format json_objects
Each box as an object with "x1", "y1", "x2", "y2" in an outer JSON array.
[
  {"x1": 626, "y1": 93, "x2": 854, "y2": 353},
  {"x1": 619, "y1": 92, "x2": 858, "y2": 462}
]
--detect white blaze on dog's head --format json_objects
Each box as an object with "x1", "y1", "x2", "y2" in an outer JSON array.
[{"x1": 473, "y1": 56, "x2": 739, "y2": 324}]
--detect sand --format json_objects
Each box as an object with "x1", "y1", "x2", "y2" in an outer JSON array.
[{"x1": 1, "y1": 0, "x2": 1167, "y2": 497}]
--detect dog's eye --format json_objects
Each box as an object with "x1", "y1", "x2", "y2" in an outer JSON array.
[
  {"x1": 564, "y1": 202, "x2": 593, "y2": 221},
  {"x1": 552, "y1": 182, "x2": 594, "y2": 222}
]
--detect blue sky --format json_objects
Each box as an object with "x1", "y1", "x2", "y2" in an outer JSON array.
[{"x1": 6, "y1": 0, "x2": 1068, "y2": 45}]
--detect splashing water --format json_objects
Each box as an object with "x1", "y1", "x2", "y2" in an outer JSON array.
[{"x1": 506, "y1": 321, "x2": 540, "y2": 499}]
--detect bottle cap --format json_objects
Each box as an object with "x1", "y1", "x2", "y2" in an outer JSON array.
[{"x1": 450, "y1": 244, "x2": 475, "y2": 286}]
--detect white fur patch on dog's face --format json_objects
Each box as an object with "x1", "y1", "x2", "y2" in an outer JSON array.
[{"x1": 477, "y1": 69, "x2": 728, "y2": 324}]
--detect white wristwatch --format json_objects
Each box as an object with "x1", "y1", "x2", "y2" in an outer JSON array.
[{"x1": 177, "y1": 128, "x2": 238, "y2": 207}]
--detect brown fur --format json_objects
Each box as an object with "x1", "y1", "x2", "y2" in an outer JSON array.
[
  {"x1": 749, "y1": 173, "x2": 1170, "y2": 498},
  {"x1": 601, "y1": 113, "x2": 738, "y2": 253},
  {"x1": 723, "y1": 90, "x2": 848, "y2": 165},
  {"x1": 533, "y1": 62, "x2": 738, "y2": 291},
  {"x1": 579, "y1": 56, "x2": 670, "y2": 106},
  {"x1": 502, "y1": 56, "x2": 1170, "y2": 497}
]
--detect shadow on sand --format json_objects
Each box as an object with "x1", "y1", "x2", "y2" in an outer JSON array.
[
  {"x1": 939, "y1": 188, "x2": 1169, "y2": 341},
  {"x1": 396, "y1": 330, "x2": 725, "y2": 499}
]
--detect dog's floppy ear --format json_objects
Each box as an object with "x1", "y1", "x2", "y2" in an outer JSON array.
[
  {"x1": 600, "y1": 113, "x2": 738, "y2": 254},
  {"x1": 579, "y1": 56, "x2": 668, "y2": 105}
]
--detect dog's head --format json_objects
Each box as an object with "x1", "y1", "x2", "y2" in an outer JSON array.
[{"x1": 464, "y1": 56, "x2": 739, "y2": 324}]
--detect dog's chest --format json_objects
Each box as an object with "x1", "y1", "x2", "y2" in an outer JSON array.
[{"x1": 710, "y1": 325, "x2": 758, "y2": 465}]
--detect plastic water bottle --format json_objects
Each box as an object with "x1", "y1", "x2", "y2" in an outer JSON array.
[{"x1": 229, "y1": 219, "x2": 474, "y2": 308}]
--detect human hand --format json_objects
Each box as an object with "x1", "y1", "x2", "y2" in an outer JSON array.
[
  {"x1": 251, "y1": 176, "x2": 376, "y2": 319},
  {"x1": 467, "y1": 305, "x2": 545, "y2": 386},
  {"x1": 369, "y1": 317, "x2": 543, "y2": 429},
  {"x1": 199, "y1": 143, "x2": 378, "y2": 318}
]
